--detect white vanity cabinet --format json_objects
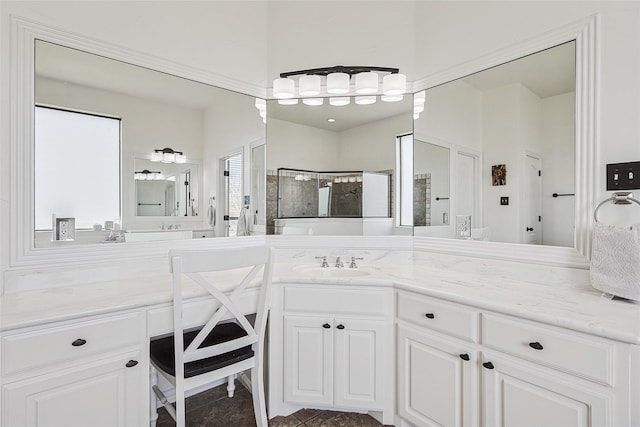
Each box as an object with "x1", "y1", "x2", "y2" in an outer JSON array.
[
  {"x1": 396, "y1": 289, "x2": 633, "y2": 427},
  {"x1": 1, "y1": 310, "x2": 148, "y2": 427},
  {"x1": 273, "y1": 283, "x2": 394, "y2": 424},
  {"x1": 397, "y1": 291, "x2": 481, "y2": 426}
]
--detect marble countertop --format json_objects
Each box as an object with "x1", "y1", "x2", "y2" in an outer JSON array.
[{"x1": 1, "y1": 255, "x2": 639, "y2": 344}]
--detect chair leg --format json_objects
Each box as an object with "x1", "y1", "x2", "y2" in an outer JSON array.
[
  {"x1": 251, "y1": 365, "x2": 268, "y2": 427},
  {"x1": 227, "y1": 374, "x2": 236, "y2": 397},
  {"x1": 149, "y1": 366, "x2": 159, "y2": 427}
]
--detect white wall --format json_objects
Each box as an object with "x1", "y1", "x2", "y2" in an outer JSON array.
[
  {"x1": 266, "y1": 118, "x2": 341, "y2": 171},
  {"x1": 338, "y1": 114, "x2": 412, "y2": 172},
  {"x1": 202, "y1": 89, "x2": 265, "y2": 236},
  {"x1": 542, "y1": 92, "x2": 575, "y2": 247},
  {"x1": 415, "y1": 79, "x2": 483, "y2": 151}
]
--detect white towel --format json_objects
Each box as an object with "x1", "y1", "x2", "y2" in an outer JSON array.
[
  {"x1": 207, "y1": 205, "x2": 215, "y2": 228},
  {"x1": 590, "y1": 222, "x2": 640, "y2": 300},
  {"x1": 236, "y1": 207, "x2": 250, "y2": 236}
]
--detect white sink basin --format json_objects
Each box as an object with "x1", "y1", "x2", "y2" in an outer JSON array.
[{"x1": 293, "y1": 265, "x2": 371, "y2": 278}]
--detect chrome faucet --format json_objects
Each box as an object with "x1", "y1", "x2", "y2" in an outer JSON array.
[
  {"x1": 315, "y1": 256, "x2": 329, "y2": 268},
  {"x1": 349, "y1": 257, "x2": 364, "y2": 269},
  {"x1": 335, "y1": 257, "x2": 344, "y2": 268}
]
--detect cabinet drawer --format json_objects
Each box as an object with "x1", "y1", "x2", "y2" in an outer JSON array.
[
  {"x1": 482, "y1": 313, "x2": 614, "y2": 385},
  {"x1": 283, "y1": 285, "x2": 391, "y2": 317},
  {"x1": 2, "y1": 312, "x2": 144, "y2": 377},
  {"x1": 397, "y1": 291, "x2": 479, "y2": 342},
  {"x1": 148, "y1": 292, "x2": 258, "y2": 338}
]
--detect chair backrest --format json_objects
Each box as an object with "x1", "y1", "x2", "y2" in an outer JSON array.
[{"x1": 168, "y1": 246, "x2": 274, "y2": 372}]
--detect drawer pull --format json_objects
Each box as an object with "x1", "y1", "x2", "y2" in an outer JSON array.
[
  {"x1": 482, "y1": 361, "x2": 495, "y2": 370},
  {"x1": 336, "y1": 324, "x2": 345, "y2": 330},
  {"x1": 425, "y1": 313, "x2": 435, "y2": 319},
  {"x1": 529, "y1": 341, "x2": 544, "y2": 350},
  {"x1": 71, "y1": 338, "x2": 87, "y2": 347},
  {"x1": 322, "y1": 323, "x2": 331, "y2": 329},
  {"x1": 459, "y1": 353, "x2": 470, "y2": 361},
  {"x1": 125, "y1": 360, "x2": 138, "y2": 368}
]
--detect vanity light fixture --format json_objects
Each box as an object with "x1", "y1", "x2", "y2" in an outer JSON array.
[
  {"x1": 151, "y1": 148, "x2": 186, "y2": 164},
  {"x1": 134, "y1": 169, "x2": 163, "y2": 180},
  {"x1": 273, "y1": 65, "x2": 406, "y2": 101}
]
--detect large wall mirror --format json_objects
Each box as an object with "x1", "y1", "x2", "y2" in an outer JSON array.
[
  {"x1": 32, "y1": 40, "x2": 265, "y2": 248},
  {"x1": 266, "y1": 95, "x2": 413, "y2": 235},
  {"x1": 411, "y1": 41, "x2": 577, "y2": 248}
]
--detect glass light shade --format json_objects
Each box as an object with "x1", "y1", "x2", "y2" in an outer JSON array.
[
  {"x1": 150, "y1": 151, "x2": 163, "y2": 162},
  {"x1": 134, "y1": 172, "x2": 144, "y2": 180},
  {"x1": 259, "y1": 110, "x2": 267, "y2": 119},
  {"x1": 382, "y1": 73, "x2": 406, "y2": 95},
  {"x1": 278, "y1": 98, "x2": 299, "y2": 105},
  {"x1": 299, "y1": 75, "x2": 321, "y2": 96},
  {"x1": 355, "y1": 96, "x2": 377, "y2": 105},
  {"x1": 273, "y1": 77, "x2": 295, "y2": 99},
  {"x1": 150, "y1": 172, "x2": 162, "y2": 180},
  {"x1": 167, "y1": 176, "x2": 176, "y2": 182},
  {"x1": 414, "y1": 90, "x2": 426, "y2": 105},
  {"x1": 162, "y1": 152, "x2": 176, "y2": 163},
  {"x1": 355, "y1": 72, "x2": 378, "y2": 94},
  {"x1": 414, "y1": 104, "x2": 425, "y2": 114},
  {"x1": 329, "y1": 97, "x2": 350, "y2": 106},
  {"x1": 254, "y1": 98, "x2": 266, "y2": 110},
  {"x1": 302, "y1": 98, "x2": 324, "y2": 106},
  {"x1": 175, "y1": 153, "x2": 186, "y2": 164},
  {"x1": 327, "y1": 72, "x2": 350, "y2": 94},
  {"x1": 381, "y1": 94, "x2": 403, "y2": 102},
  {"x1": 413, "y1": 113, "x2": 420, "y2": 120}
]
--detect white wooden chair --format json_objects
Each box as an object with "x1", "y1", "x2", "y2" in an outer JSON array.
[{"x1": 150, "y1": 246, "x2": 274, "y2": 427}]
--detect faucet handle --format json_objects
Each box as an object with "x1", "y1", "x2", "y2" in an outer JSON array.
[
  {"x1": 349, "y1": 256, "x2": 364, "y2": 269},
  {"x1": 335, "y1": 256, "x2": 344, "y2": 268},
  {"x1": 315, "y1": 256, "x2": 329, "y2": 268}
]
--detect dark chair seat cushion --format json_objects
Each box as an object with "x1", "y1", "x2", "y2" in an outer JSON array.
[{"x1": 150, "y1": 322, "x2": 254, "y2": 378}]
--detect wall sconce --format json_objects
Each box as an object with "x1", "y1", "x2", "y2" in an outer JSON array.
[
  {"x1": 150, "y1": 148, "x2": 186, "y2": 164},
  {"x1": 273, "y1": 65, "x2": 407, "y2": 105}
]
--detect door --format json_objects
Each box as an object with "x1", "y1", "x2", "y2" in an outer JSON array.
[
  {"x1": 220, "y1": 153, "x2": 243, "y2": 236},
  {"x1": 523, "y1": 154, "x2": 542, "y2": 244},
  {"x1": 3, "y1": 352, "x2": 145, "y2": 427},
  {"x1": 456, "y1": 152, "x2": 477, "y2": 223},
  {"x1": 333, "y1": 318, "x2": 385, "y2": 410},
  {"x1": 482, "y1": 352, "x2": 610, "y2": 427},
  {"x1": 397, "y1": 325, "x2": 477, "y2": 427},
  {"x1": 283, "y1": 315, "x2": 333, "y2": 406}
]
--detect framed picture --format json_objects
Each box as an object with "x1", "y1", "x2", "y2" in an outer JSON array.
[{"x1": 492, "y1": 164, "x2": 507, "y2": 186}]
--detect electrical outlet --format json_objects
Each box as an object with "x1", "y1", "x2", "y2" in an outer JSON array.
[
  {"x1": 500, "y1": 196, "x2": 509, "y2": 206},
  {"x1": 607, "y1": 161, "x2": 640, "y2": 190}
]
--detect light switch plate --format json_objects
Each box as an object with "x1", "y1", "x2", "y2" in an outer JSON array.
[
  {"x1": 500, "y1": 196, "x2": 509, "y2": 206},
  {"x1": 607, "y1": 161, "x2": 640, "y2": 190}
]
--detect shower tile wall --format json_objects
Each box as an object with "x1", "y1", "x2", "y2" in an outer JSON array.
[
  {"x1": 266, "y1": 171, "x2": 277, "y2": 235},
  {"x1": 329, "y1": 181, "x2": 362, "y2": 217},
  {"x1": 414, "y1": 173, "x2": 431, "y2": 226}
]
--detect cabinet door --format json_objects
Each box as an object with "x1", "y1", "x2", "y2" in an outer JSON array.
[
  {"x1": 482, "y1": 352, "x2": 611, "y2": 427},
  {"x1": 284, "y1": 315, "x2": 333, "y2": 406},
  {"x1": 397, "y1": 324, "x2": 477, "y2": 427},
  {"x1": 3, "y1": 352, "x2": 145, "y2": 427},
  {"x1": 334, "y1": 318, "x2": 386, "y2": 410}
]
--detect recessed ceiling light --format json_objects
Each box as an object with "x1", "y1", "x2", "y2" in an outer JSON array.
[{"x1": 327, "y1": 118, "x2": 336, "y2": 123}]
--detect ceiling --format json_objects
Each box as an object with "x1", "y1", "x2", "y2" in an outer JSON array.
[{"x1": 462, "y1": 41, "x2": 576, "y2": 99}]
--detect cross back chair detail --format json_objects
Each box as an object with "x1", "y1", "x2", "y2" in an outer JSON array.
[{"x1": 150, "y1": 246, "x2": 274, "y2": 427}]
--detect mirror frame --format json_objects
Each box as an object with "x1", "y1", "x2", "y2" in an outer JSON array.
[
  {"x1": 9, "y1": 15, "x2": 597, "y2": 271},
  {"x1": 411, "y1": 15, "x2": 598, "y2": 268},
  {"x1": 9, "y1": 16, "x2": 267, "y2": 269}
]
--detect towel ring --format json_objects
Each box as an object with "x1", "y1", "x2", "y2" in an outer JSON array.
[{"x1": 594, "y1": 192, "x2": 640, "y2": 222}]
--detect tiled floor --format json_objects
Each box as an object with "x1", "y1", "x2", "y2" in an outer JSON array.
[{"x1": 156, "y1": 384, "x2": 393, "y2": 426}]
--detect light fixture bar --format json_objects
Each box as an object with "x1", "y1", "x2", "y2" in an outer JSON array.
[{"x1": 279, "y1": 65, "x2": 400, "y2": 78}]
